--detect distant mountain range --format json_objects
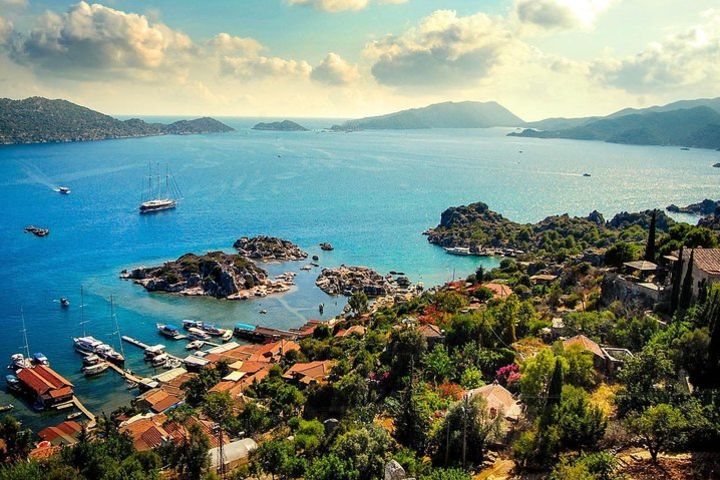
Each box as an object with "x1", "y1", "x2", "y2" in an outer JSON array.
[
  {"x1": 331, "y1": 101, "x2": 524, "y2": 130},
  {"x1": 0, "y1": 97, "x2": 234, "y2": 145}
]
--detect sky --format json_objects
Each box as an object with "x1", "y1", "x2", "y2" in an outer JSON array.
[{"x1": 0, "y1": 0, "x2": 719, "y2": 120}]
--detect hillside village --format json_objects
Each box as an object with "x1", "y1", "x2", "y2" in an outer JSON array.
[{"x1": 3, "y1": 203, "x2": 720, "y2": 480}]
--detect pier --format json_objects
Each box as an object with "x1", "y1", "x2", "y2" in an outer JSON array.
[
  {"x1": 70, "y1": 396, "x2": 96, "y2": 429},
  {"x1": 121, "y1": 335, "x2": 183, "y2": 362},
  {"x1": 105, "y1": 361, "x2": 142, "y2": 384}
]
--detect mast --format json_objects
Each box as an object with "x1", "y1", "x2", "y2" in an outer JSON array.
[
  {"x1": 80, "y1": 285, "x2": 87, "y2": 337},
  {"x1": 110, "y1": 295, "x2": 125, "y2": 359},
  {"x1": 20, "y1": 308, "x2": 30, "y2": 359}
]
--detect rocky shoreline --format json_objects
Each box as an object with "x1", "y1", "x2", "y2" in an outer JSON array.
[
  {"x1": 315, "y1": 266, "x2": 397, "y2": 297},
  {"x1": 233, "y1": 236, "x2": 308, "y2": 261},
  {"x1": 667, "y1": 199, "x2": 720, "y2": 216},
  {"x1": 122, "y1": 250, "x2": 295, "y2": 300}
]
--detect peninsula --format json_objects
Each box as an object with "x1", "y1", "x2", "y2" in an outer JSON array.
[
  {"x1": 0, "y1": 97, "x2": 234, "y2": 145},
  {"x1": 252, "y1": 120, "x2": 308, "y2": 131}
]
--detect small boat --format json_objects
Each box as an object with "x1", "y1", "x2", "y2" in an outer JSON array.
[
  {"x1": 151, "y1": 353, "x2": 169, "y2": 367},
  {"x1": 157, "y1": 323, "x2": 182, "y2": 339},
  {"x1": 182, "y1": 319, "x2": 201, "y2": 330},
  {"x1": 583, "y1": 173, "x2": 592, "y2": 177},
  {"x1": 66, "y1": 412, "x2": 82, "y2": 420},
  {"x1": 259, "y1": 309, "x2": 268, "y2": 315},
  {"x1": 187, "y1": 327, "x2": 210, "y2": 340},
  {"x1": 185, "y1": 340, "x2": 204, "y2": 350},
  {"x1": 24, "y1": 225, "x2": 50, "y2": 237},
  {"x1": 60, "y1": 298, "x2": 70, "y2": 308},
  {"x1": 32, "y1": 353, "x2": 49, "y2": 366},
  {"x1": 200, "y1": 323, "x2": 224, "y2": 336},
  {"x1": 83, "y1": 354, "x2": 101, "y2": 366},
  {"x1": 8, "y1": 354, "x2": 30, "y2": 371},
  {"x1": 220, "y1": 329, "x2": 233, "y2": 342},
  {"x1": 319, "y1": 242, "x2": 334, "y2": 251},
  {"x1": 58, "y1": 187, "x2": 71, "y2": 195},
  {"x1": 163, "y1": 358, "x2": 181, "y2": 370},
  {"x1": 82, "y1": 362, "x2": 109, "y2": 376},
  {"x1": 444, "y1": 246, "x2": 472, "y2": 256},
  {"x1": 95, "y1": 344, "x2": 125, "y2": 365},
  {"x1": 681, "y1": 147, "x2": 690, "y2": 151},
  {"x1": 301, "y1": 264, "x2": 313, "y2": 271},
  {"x1": 5, "y1": 375, "x2": 20, "y2": 392},
  {"x1": 0, "y1": 404, "x2": 14, "y2": 413},
  {"x1": 126, "y1": 381, "x2": 138, "y2": 390}
]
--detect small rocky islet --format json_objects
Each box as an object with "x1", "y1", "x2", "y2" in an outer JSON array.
[
  {"x1": 251, "y1": 120, "x2": 308, "y2": 131},
  {"x1": 122, "y1": 236, "x2": 307, "y2": 300},
  {"x1": 315, "y1": 265, "x2": 408, "y2": 297}
]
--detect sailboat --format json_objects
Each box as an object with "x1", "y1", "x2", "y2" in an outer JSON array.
[
  {"x1": 8, "y1": 309, "x2": 32, "y2": 371},
  {"x1": 139, "y1": 163, "x2": 181, "y2": 214}
]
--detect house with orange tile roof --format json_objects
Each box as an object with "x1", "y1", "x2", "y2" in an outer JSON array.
[
  {"x1": 28, "y1": 442, "x2": 62, "y2": 460},
  {"x1": 134, "y1": 388, "x2": 183, "y2": 414},
  {"x1": 282, "y1": 360, "x2": 336, "y2": 385},
  {"x1": 418, "y1": 324, "x2": 444, "y2": 347},
  {"x1": 563, "y1": 334, "x2": 606, "y2": 368},
  {"x1": 16, "y1": 365, "x2": 74, "y2": 407},
  {"x1": 465, "y1": 382, "x2": 522, "y2": 422},
  {"x1": 38, "y1": 421, "x2": 83, "y2": 446},
  {"x1": 483, "y1": 283, "x2": 513, "y2": 300},
  {"x1": 335, "y1": 325, "x2": 366, "y2": 338}
]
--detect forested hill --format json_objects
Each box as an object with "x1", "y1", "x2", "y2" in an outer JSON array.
[
  {"x1": 509, "y1": 106, "x2": 720, "y2": 150},
  {"x1": 331, "y1": 101, "x2": 524, "y2": 130},
  {"x1": 0, "y1": 97, "x2": 234, "y2": 145}
]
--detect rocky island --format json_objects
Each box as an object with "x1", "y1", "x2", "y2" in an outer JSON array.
[
  {"x1": 252, "y1": 120, "x2": 308, "y2": 131},
  {"x1": 315, "y1": 266, "x2": 396, "y2": 297},
  {"x1": 426, "y1": 201, "x2": 673, "y2": 261},
  {"x1": 0, "y1": 97, "x2": 234, "y2": 145},
  {"x1": 233, "y1": 236, "x2": 308, "y2": 261},
  {"x1": 122, "y1": 251, "x2": 294, "y2": 300}
]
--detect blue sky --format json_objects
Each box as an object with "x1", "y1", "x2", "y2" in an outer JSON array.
[{"x1": 1, "y1": 0, "x2": 719, "y2": 118}]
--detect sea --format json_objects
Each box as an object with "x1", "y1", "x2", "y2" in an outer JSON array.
[{"x1": 0, "y1": 118, "x2": 718, "y2": 430}]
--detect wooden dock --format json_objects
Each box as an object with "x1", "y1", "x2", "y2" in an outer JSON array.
[
  {"x1": 71, "y1": 396, "x2": 96, "y2": 429},
  {"x1": 105, "y1": 361, "x2": 142, "y2": 384},
  {"x1": 121, "y1": 335, "x2": 182, "y2": 362}
]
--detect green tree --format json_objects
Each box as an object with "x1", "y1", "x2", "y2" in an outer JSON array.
[
  {"x1": 604, "y1": 242, "x2": 638, "y2": 267},
  {"x1": 334, "y1": 372, "x2": 369, "y2": 412},
  {"x1": 627, "y1": 404, "x2": 687, "y2": 463},
  {"x1": 670, "y1": 247, "x2": 684, "y2": 313},
  {"x1": 617, "y1": 344, "x2": 675, "y2": 415},
  {"x1": 679, "y1": 249, "x2": 695, "y2": 310},
  {"x1": 330, "y1": 425, "x2": 393, "y2": 480},
  {"x1": 520, "y1": 348, "x2": 565, "y2": 413},
  {"x1": 420, "y1": 468, "x2": 472, "y2": 480},
  {"x1": 560, "y1": 344, "x2": 596, "y2": 389},
  {"x1": 348, "y1": 291, "x2": 369, "y2": 317},
  {"x1": 644, "y1": 209, "x2": 657, "y2": 262},
  {"x1": 306, "y1": 454, "x2": 358, "y2": 480},
  {"x1": 423, "y1": 345, "x2": 454, "y2": 384},
  {"x1": 172, "y1": 424, "x2": 210, "y2": 480},
  {"x1": 556, "y1": 386, "x2": 607, "y2": 449},
  {"x1": 393, "y1": 377, "x2": 431, "y2": 453},
  {"x1": 0, "y1": 416, "x2": 33, "y2": 463}
]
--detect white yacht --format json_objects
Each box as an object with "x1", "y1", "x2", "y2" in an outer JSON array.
[
  {"x1": 139, "y1": 164, "x2": 181, "y2": 214},
  {"x1": 73, "y1": 336, "x2": 103, "y2": 355}
]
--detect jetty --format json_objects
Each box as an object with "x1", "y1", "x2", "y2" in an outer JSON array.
[
  {"x1": 121, "y1": 335, "x2": 182, "y2": 362},
  {"x1": 70, "y1": 396, "x2": 96, "y2": 429},
  {"x1": 105, "y1": 361, "x2": 142, "y2": 384}
]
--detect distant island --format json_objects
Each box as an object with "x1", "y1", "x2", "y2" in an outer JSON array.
[
  {"x1": 252, "y1": 120, "x2": 308, "y2": 131},
  {"x1": 667, "y1": 199, "x2": 720, "y2": 215},
  {"x1": 0, "y1": 97, "x2": 234, "y2": 145},
  {"x1": 331, "y1": 101, "x2": 523, "y2": 131},
  {"x1": 511, "y1": 100, "x2": 720, "y2": 150}
]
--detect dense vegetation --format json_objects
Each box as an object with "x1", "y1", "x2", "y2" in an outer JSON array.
[{"x1": 0, "y1": 97, "x2": 233, "y2": 145}]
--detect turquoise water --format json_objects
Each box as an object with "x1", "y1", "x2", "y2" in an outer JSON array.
[{"x1": 1, "y1": 119, "x2": 719, "y2": 430}]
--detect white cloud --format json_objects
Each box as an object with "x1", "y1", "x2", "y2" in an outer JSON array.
[
  {"x1": 311, "y1": 52, "x2": 359, "y2": 85},
  {"x1": 0, "y1": 16, "x2": 12, "y2": 45},
  {"x1": 515, "y1": 0, "x2": 617, "y2": 30},
  {"x1": 366, "y1": 10, "x2": 532, "y2": 88},
  {"x1": 1, "y1": 0, "x2": 28, "y2": 7},
  {"x1": 207, "y1": 32, "x2": 263, "y2": 56},
  {"x1": 287, "y1": 0, "x2": 406, "y2": 13},
  {"x1": 592, "y1": 18, "x2": 720, "y2": 92},
  {"x1": 9, "y1": 1, "x2": 194, "y2": 78},
  {"x1": 220, "y1": 55, "x2": 312, "y2": 79}
]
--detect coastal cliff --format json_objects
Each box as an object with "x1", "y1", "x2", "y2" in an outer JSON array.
[
  {"x1": 123, "y1": 251, "x2": 294, "y2": 300},
  {"x1": 0, "y1": 97, "x2": 234, "y2": 145},
  {"x1": 233, "y1": 236, "x2": 308, "y2": 261}
]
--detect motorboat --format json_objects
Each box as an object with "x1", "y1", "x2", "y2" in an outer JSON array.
[
  {"x1": 151, "y1": 353, "x2": 169, "y2": 367},
  {"x1": 58, "y1": 187, "x2": 71, "y2": 195},
  {"x1": 220, "y1": 329, "x2": 233, "y2": 342},
  {"x1": 82, "y1": 362, "x2": 109, "y2": 376},
  {"x1": 187, "y1": 327, "x2": 210, "y2": 340},
  {"x1": 60, "y1": 298, "x2": 70, "y2": 308},
  {"x1": 5, "y1": 375, "x2": 20, "y2": 392},
  {"x1": 200, "y1": 323, "x2": 224, "y2": 336},
  {"x1": 32, "y1": 353, "x2": 49, "y2": 366},
  {"x1": 182, "y1": 319, "x2": 201, "y2": 330},
  {"x1": 8, "y1": 354, "x2": 29, "y2": 370},
  {"x1": 67, "y1": 412, "x2": 82, "y2": 420},
  {"x1": 83, "y1": 354, "x2": 102, "y2": 366},
  {"x1": 0, "y1": 404, "x2": 14, "y2": 413},
  {"x1": 73, "y1": 336, "x2": 103, "y2": 355},
  {"x1": 444, "y1": 246, "x2": 472, "y2": 256},
  {"x1": 95, "y1": 344, "x2": 125, "y2": 365},
  {"x1": 24, "y1": 225, "x2": 50, "y2": 237},
  {"x1": 185, "y1": 340, "x2": 204, "y2": 350},
  {"x1": 157, "y1": 323, "x2": 182, "y2": 339}
]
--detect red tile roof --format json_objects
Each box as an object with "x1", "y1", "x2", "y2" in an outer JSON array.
[
  {"x1": 16, "y1": 365, "x2": 73, "y2": 397},
  {"x1": 38, "y1": 421, "x2": 82, "y2": 445},
  {"x1": 282, "y1": 361, "x2": 335, "y2": 384},
  {"x1": 563, "y1": 334, "x2": 604, "y2": 358},
  {"x1": 687, "y1": 248, "x2": 720, "y2": 275}
]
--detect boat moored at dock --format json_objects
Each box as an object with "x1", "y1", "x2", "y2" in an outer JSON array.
[
  {"x1": 157, "y1": 323, "x2": 182, "y2": 339},
  {"x1": 32, "y1": 353, "x2": 49, "y2": 366},
  {"x1": 82, "y1": 362, "x2": 109, "y2": 376}
]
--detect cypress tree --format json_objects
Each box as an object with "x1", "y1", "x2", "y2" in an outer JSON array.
[
  {"x1": 705, "y1": 308, "x2": 720, "y2": 389},
  {"x1": 644, "y1": 210, "x2": 657, "y2": 262},
  {"x1": 544, "y1": 358, "x2": 564, "y2": 423},
  {"x1": 670, "y1": 248, "x2": 683, "y2": 313},
  {"x1": 679, "y1": 249, "x2": 695, "y2": 311}
]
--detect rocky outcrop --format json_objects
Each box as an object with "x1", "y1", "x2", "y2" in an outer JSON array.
[
  {"x1": 233, "y1": 236, "x2": 307, "y2": 261},
  {"x1": 316, "y1": 266, "x2": 395, "y2": 297},
  {"x1": 123, "y1": 251, "x2": 294, "y2": 299},
  {"x1": 667, "y1": 199, "x2": 720, "y2": 216},
  {"x1": 252, "y1": 120, "x2": 308, "y2": 131}
]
